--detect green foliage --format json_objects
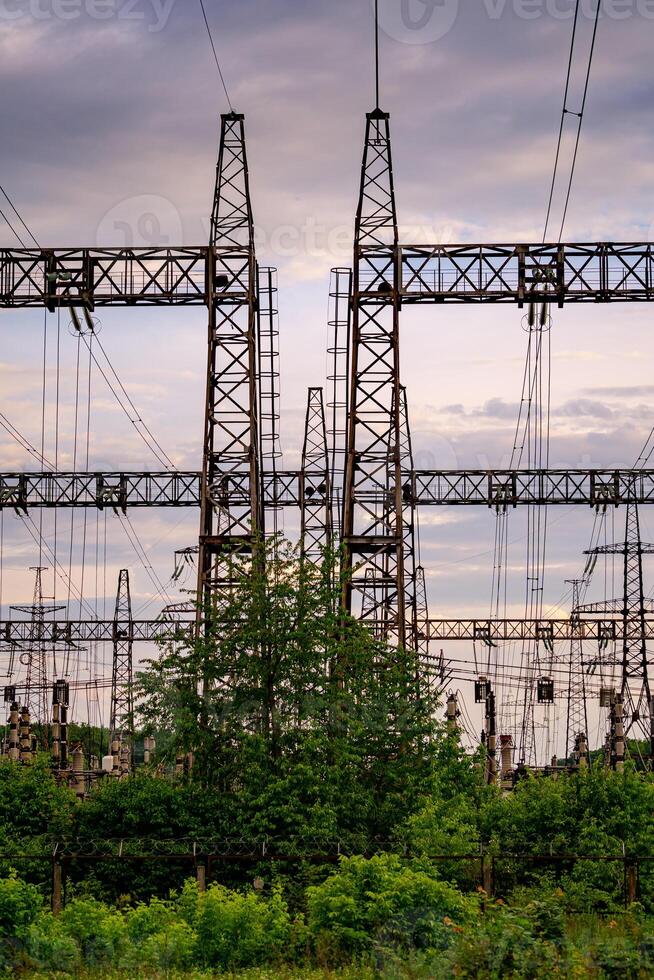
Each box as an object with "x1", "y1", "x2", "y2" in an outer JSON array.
[
  {"x1": 135, "y1": 540, "x2": 444, "y2": 848},
  {"x1": 307, "y1": 854, "x2": 473, "y2": 961},
  {"x1": 0, "y1": 871, "x2": 42, "y2": 967},
  {"x1": 59, "y1": 897, "x2": 128, "y2": 965},
  {"x1": 0, "y1": 755, "x2": 75, "y2": 840},
  {"x1": 194, "y1": 882, "x2": 296, "y2": 970},
  {"x1": 25, "y1": 911, "x2": 80, "y2": 973}
]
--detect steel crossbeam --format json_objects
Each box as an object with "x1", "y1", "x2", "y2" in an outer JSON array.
[
  {"x1": 0, "y1": 616, "x2": 646, "y2": 646},
  {"x1": 3, "y1": 243, "x2": 653, "y2": 309},
  {"x1": 3, "y1": 469, "x2": 654, "y2": 510}
]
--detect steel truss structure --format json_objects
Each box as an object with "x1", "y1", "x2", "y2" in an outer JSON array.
[
  {"x1": 110, "y1": 570, "x2": 134, "y2": 758},
  {"x1": 342, "y1": 109, "x2": 409, "y2": 647},
  {"x1": 566, "y1": 581, "x2": 589, "y2": 761},
  {"x1": 585, "y1": 483, "x2": 654, "y2": 752},
  {"x1": 0, "y1": 615, "x2": 648, "y2": 647},
  {"x1": 4, "y1": 468, "x2": 654, "y2": 511},
  {"x1": 300, "y1": 388, "x2": 332, "y2": 562},
  {"x1": 2, "y1": 243, "x2": 654, "y2": 309},
  {"x1": 4, "y1": 101, "x2": 654, "y2": 762},
  {"x1": 197, "y1": 112, "x2": 262, "y2": 608}
]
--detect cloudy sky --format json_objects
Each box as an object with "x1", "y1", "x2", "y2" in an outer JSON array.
[{"x1": 1, "y1": 0, "x2": 654, "y2": 742}]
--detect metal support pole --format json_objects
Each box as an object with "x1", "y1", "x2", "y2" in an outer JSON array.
[{"x1": 52, "y1": 860, "x2": 63, "y2": 915}]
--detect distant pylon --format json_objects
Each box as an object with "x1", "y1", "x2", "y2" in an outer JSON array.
[
  {"x1": 585, "y1": 478, "x2": 654, "y2": 758},
  {"x1": 110, "y1": 569, "x2": 134, "y2": 768},
  {"x1": 300, "y1": 388, "x2": 332, "y2": 563},
  {"x1": 11, "y1": 567, "x2": 64, "y2": 729},
  {"x1": 565, "y1": 579, "x2": 589, "y2": 764}
]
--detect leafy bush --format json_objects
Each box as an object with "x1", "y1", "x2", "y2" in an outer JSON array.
[
  {"x1": 0, "y1": 871, "x2": 42, "y2": 968},
  {"x1": 59, "y1": 896, "x2": 127, "y2": 965},
  {"x1": 307, "y1": 853, "x2": 474, "y2": 961},
  {"x1": 25, "y1": 912, "x2": 80, "y2": 973},
  {"x1": 439, "y1": 901, "x2": 567, "y2": 978},
  {"x1": 125, "y1": 894, "x2": 179, "y2": 943},
  {"x1": 131, "y1": 919, "x2": 197, "y2": 971},
  {"x1": 193, "y1": 881, "x2": 295, "y2": 970}
]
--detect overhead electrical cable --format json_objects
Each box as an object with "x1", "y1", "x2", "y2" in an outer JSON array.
[
  {"x1": 0, "y1": 206, "x2": 28, "y2": 247},
  {"x1": 198, "y1": 0, "x2": 234, "y2": 111},
  {"x1": 542, "y1": 0, "x2": 581, "y2": 242},
  {"x1": 557, "y1": 0, "x2": 602, "y2": 241},
  {"x1": 0, "y1": 183, "x2": 40, "y2": 247},
  {"x1": 79, "y1": 332, "x2": 176, "y2": 470}
]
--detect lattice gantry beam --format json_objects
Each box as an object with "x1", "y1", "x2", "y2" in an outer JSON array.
[
  {"x1": 0, "y1": 616, "x2": 649, "y2": 646},
  {"x1": 0, "y1": 620, "x2": 186, "y2": 644},
  {"x1": 4, "y1": 243, "x2": 653, "y2": 308},
  {"x1": 426, "y1": 619, "x2": 643, "y2": 642},
  {"x1": 3, "y1": 468, "x2": 654, "y2": 511},
  {"x1": 0, "y1": 472, "x2": 201, "y2": 510},
  {"x1": 410, "y1": 470, "x2": 654, "y2": 507},
  {"x1": 3, "y1": 469, "x2": 654, "y2": 510}
]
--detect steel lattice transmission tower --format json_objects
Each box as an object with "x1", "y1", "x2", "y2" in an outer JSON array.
[
  {"x1": 585, "y1": 480, "x2": 654, "y2": 757},
  {"x1": 198, "y1": 112, "x2": 263, "y2": 612},
  {"x1": 11, "y1": 566, "x2": 64, "y2": 727},
  {"x1": 565, "y1": 578, "x2": 589, "y2": 764},
  {"x1": 110, "y1": 569, "x2": 134, "y2": 760},
  {"x1": 342, "y1": 107, "x2": 408, "y2": 648},
  {"x1": 300, "y1": 387, "x2": 332, "y2": 563}
]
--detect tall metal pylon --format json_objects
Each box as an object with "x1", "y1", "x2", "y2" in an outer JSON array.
[
  {"x1": 300, "y1": 388, "x2": 332, "y2": 563},
  {"x1": 11, "y1": 566, "x2": 64, "y2": 727},
  {"x1": 342, "y1": 107, "x2": 406, "y2": 646},
  {"x1": 566, "y1": 579, "x2": 589, "y2": 764},
  {"x1": 110, "y1": 569, "x2": 134, "y2": 760},
  {"x1": 585, "y1": 479, "x2": 654, "y2": 757},
  {"x1": 198, "y1": 112, "x2": 262, "y2": 611}
]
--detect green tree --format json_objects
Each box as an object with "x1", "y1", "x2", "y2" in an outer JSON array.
[{"x1": 136, "y1": 540, "x2": 444, "y2": 845}]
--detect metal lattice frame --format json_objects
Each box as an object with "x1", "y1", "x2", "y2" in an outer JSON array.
[
  {"x1": 398, "y1": 386, "x2": 421, "y2": 657},
  {"x1": 110, "y1": 569, "x2": 134, "y2": 754},
  {"x1": 300, "y1": 388, "x2": 332, "y2": 563},
  {"x1": 10, "y1": 566, "x2": 58, "y2": 725},
  {"x1": 566, "y1": 580, "x2": 589, "y2": 762},
  {"x1": 2, "y1": 243, "x2": 654, "y2": 310},
  {"x1": 257, "y1": 267, "x2": 282, "y2": 540},
  {"x1": 5, "y1": 468, "x2": 654, "y2": 511},
  {"x1": 327, "y1": 268, "x2": 352, "y2": 536},
  {"x1": 198, "y1": 112, "x2": 262, "y2": 608},
  {"x1": 586, "y1": 481, "x2": 654, "y2": 750},
  {"x1": 0, "y1": 614, "x2": 651, "y2": 647},
  {"x1": 342, "y1": 109, "x2": 406, "y2": 645}
]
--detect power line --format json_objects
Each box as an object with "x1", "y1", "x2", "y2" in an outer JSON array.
[
  {"x1": 198, "y1": 0, "x2": 234, "y2": 112},
  {"x1": 557, "y1": 0, "x2": 602, "y2": 241},
  {"x1": 0, "y1": 205, "x2": 28, "y2": 247},
  {"x1": 542, "y1": 0, "x2": 602, "y2": 242},
  {"x1": 78, "y1": 331, "x2": 176, "y2": 470},
  {"x1": 543, "y1": 0, "x2": 581, "y2": 243},
  {"x1": 0, "y1": 183, "x2": 40, "y2": 247},
  {"x1": 374, "y1": 0, "x2": 380, "y2": 109}
]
